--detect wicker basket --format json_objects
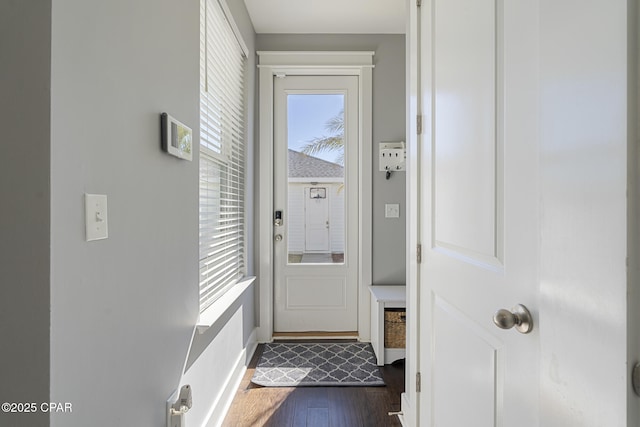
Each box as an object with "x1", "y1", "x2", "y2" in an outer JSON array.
[{"x1": 384, "y1": 308, "x2": 406, "y2": 348}]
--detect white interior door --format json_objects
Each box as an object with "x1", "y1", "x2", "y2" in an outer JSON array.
[
  {"x1": 418, "y1": 0, "x2": 540, "y2": 424},
  {"x1": 273, "y1": 75, "x2": 359, "y2": 333}
]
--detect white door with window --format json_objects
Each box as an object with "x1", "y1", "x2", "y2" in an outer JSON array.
[{"x1": 273, "y1": 75, "x2": 359, "y2": 332}]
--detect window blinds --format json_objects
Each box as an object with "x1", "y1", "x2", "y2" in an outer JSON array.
[{"x1": 199, "y1": 0, "x2": 246, "y2": 312}]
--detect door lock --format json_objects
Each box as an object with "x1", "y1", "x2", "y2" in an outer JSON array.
[
  {"x1": 274, "y1": 210, "x2": 283, "y2": 227},
  {"x1": 493, "y1": 304, "x2": 533, "y2": 334}
]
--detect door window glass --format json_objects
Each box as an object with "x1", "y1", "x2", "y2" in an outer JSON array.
[{"x1": 287, "y1": 94, "x2": 345, "y2": 265}]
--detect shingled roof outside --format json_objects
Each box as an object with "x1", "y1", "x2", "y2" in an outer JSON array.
[{"x1": 288, "y1": 149, "x2": 344, "y2": 178}]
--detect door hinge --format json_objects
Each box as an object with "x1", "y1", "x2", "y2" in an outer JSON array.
[
  {"x1": 416, "y1": 0, "x2": 422, "y2": 7},
  {"x1": 416, "y1": 115, "x2": 423, "y2": 134},
  {"x1": 416, "y1": 372, "x2": 422, "y2": 392},
  {"x1": 417, "y1": 243, "x2": 422, "y2": 264}
]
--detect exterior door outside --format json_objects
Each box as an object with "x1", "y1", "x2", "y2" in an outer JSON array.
[
  {"x1": 304, "y1": 187, "x2": 330, "y2": 252},
  {"x1": 273, "y1": 75, "x2": 359, "y2": 332},
  {"x1": 412, "y1": 0, "x2": 636, "y2": 426}
]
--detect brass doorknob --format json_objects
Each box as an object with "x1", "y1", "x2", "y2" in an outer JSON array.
[{"x1": 493, "y1": 304, "x2": 533, "y2": 334}]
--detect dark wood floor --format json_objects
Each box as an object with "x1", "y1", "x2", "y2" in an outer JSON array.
[{"x1": 222, "y1": 343, "x2": 405, "y2": 427}]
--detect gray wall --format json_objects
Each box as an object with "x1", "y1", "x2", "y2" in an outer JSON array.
[
  {"x1": 256, "y1": 34, "x2": 406, "y2": 285},
  {"x1": 0, "y1": 2, "x2": 51, "y2": 426},
  {"x1": 49, "y1": 1, "x2": 200, "y2": 426},
  {"x1": 630, "y1": 4, "x2": 640, "y2": 425},
  {"x1": 1, "y1": 1, "x2": 257, "y2": 425}
]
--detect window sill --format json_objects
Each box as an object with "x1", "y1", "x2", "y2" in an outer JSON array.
[{"x1": 196, "y1": 276, "x2": 256, "y2": 334}]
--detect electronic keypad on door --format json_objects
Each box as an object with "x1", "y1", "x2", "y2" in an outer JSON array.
[{"x1": 274, "y1": 210, "x2": 283, "y2": 227}]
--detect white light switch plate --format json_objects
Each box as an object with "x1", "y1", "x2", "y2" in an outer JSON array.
[
  {"x1": 85, "y1": 194, "x2": 108, "y2": 241},
  {"x1": 385, "y1": 203, "x2": 400, "y2": 218}
]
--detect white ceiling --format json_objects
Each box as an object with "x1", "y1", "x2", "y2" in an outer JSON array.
[{"x1": 243, "y1": 0, "x2": 406, "y2": 34}]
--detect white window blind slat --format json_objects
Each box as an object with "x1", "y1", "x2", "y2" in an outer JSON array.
[{"x1": 199, "y1": 0, "x2": 246, "y2": 313}]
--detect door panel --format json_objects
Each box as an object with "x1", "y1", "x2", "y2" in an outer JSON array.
[
  {"x1": 433, "y1": 0, "x2": 501, "y2": 265},
  {"x1": 433, "y1": 296, "x2": 503, "y2": 427},
  {"x1": 420, "y1": 0, "x2": 539, "y2": 425},
  {"x1": 285, "y1": 277, "x2": 346, "y2": 309},
  {"x1": 274, "y1": 75, "x2": 359, "y2": 332}
]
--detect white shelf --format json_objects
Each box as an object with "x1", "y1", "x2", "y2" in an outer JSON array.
[{"x1": 196, "y1": 276, "x2": 256, "y2": 333}]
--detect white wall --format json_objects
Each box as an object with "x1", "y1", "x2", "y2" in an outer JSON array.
[
  {"x1": 288, "y1": 184, "x2": 306, "y2": 253},
  {"x1": 256, "y1": 34, "x2": 406, "y2": 285},
  {"x1": 329, "y1": 184, "x2": 346, "y2": 253},
  {"x1": 182, "y1": 288, "x2": 256, "y2": 426},
  {"x1": 0, "y1": 2, "x2": 51, "y2": 426}
]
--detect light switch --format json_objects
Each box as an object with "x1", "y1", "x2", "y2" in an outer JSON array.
[
  {"x1": 85, "y1": 194, "x2": 108, "y2": 241},
  {"x1": 385, "y1": 203, "x2": 400, "y2": 218}
]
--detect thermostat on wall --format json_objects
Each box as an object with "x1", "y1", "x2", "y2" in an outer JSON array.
[{"x1": 161, "y1": 112, "x2": 193, "y2": 161}]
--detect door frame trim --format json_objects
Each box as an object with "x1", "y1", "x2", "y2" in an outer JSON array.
[
  {"x1": 403, "y1": 0, "x2": 421, "y2": 424},
  {"x1": 256, "y1": 51, "x2": 374, "y2": 342}
]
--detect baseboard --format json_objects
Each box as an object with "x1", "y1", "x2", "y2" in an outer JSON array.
[
  {"x1": 204, "y1": 328, "x2": 258, "y2": 427},
  {"x1": 384, "y1": 348, "x2": 406, "y2": 364},
  {"x1": 273, "y1": 331, "x2": 359, "y2": 340}
]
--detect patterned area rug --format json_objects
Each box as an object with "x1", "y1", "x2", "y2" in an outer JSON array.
[{"x1": 251, "y1": 342, "x2": 385, "y2": 387}]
